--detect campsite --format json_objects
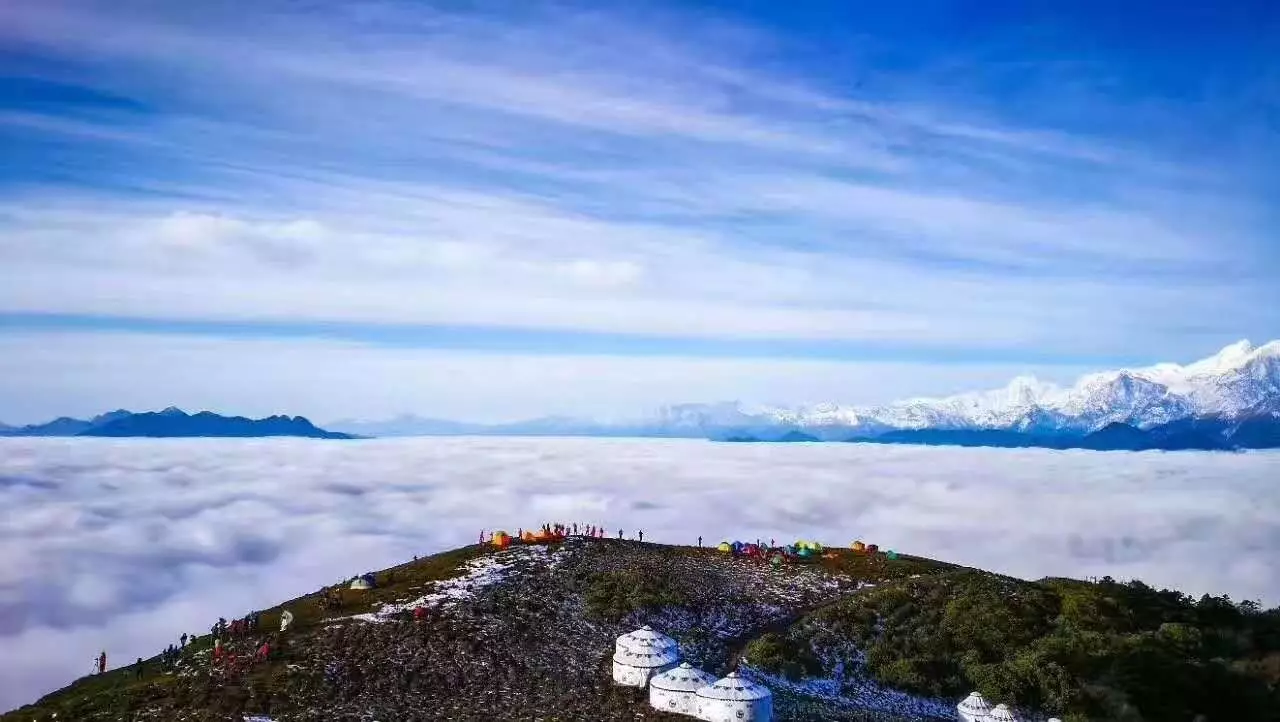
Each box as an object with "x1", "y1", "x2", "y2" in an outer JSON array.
[{"x1": 5, "y1": 528, "x2": 1278, "y2": 722}]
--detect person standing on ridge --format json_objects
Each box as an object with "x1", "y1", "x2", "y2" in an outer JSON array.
[
  {"x1": 135, "y1": 657, "x2": 144, "y2": 679},
  {"x1": 698, "y1": 535, "x2": 702, "y2": 548},
  {"x1": 617, "y1": 528, "x2": 623, "y2": 539},
  {"x1": 573, "y1": 523, "x2": 578, "y2": 535},
  {"x1": 638, "y1": 530, "x2": 644, "y2": 542},
  {"x1": 97, "y1": 651, "x2": 106, "y2": 674}
]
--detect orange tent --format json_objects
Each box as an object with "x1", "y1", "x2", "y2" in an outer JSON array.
[{"x1": 851, "y1": 540, "x2": 866, "y2": 552}]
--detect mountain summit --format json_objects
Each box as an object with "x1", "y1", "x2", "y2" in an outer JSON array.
[{"x1": 5, "y1": 537, "x2": 1277, "y2": 721}]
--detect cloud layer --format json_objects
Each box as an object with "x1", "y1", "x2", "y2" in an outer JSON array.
[{"x1": 2, "y1": 437, "x2": 1278, "y2": 711}]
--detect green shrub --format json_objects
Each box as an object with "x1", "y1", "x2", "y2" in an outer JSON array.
[{"x1": 583, "y1": 570, "x2": 687, "y2": 622}]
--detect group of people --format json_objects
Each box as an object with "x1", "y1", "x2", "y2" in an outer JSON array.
[
  {"x1": 211, "y1": 612, "x2": 263, "y2": 640},
  {"x1": 478, "y1": 523, "x2": 648, "y2": 543}
]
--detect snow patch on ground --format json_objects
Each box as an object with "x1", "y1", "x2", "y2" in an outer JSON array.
[
  {"x1": 744, "y1": 661, "x2": 955, "y2": 721},
  {"x1": 349, "y1": 544, "x2": 560, "y2": 623}
]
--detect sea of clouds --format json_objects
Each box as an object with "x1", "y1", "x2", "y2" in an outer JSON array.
[{"x1": 1, "y1": 437, "x2": 1278, "y2": 711}]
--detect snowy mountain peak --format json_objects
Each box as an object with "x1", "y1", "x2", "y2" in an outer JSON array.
[
  {"x1": 1185, "y1": 340, "x2": 1256, "y2": 375},
  {"x1": 688, "y1": 339, "x2": 1280, "y2": 436}
]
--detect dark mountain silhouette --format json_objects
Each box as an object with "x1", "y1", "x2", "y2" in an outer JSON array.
[
  {"x1": 719, "y1": 429, "x2": 819, "y2": 442},
  {"x1": 846, "y1": 428, "x2": 1075, "y2": 449},
  {"x1": 0, "y1": 409, "x2": 353, "y2": 439},
  {"x1": 833, "y1": 414, "x2": 1280, "y2": 452},
  {"x1": 80, "y1": 409, "x2": 354, "y2": 438},
  {"x1": 1, "y1": 416, "x2": 97, "y2": 436}
]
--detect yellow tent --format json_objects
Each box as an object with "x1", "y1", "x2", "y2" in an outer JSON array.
[
  {"x1": 491, "y1": 531, "x2": 511, "y2": 548},
  {"x1": 851, "y1": 540, "x2": 866, "y2": 552},
  {"x1": 717, "y1": 541, "x2": 732, "y2": 553}
]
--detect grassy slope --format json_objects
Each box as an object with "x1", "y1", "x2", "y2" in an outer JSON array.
[
  {"x1": 2, "y1": 545, "x2": 489, "y2": 722},
  {"x1": 746, "y1": 571, "x2": 1280, "y2": 722}
]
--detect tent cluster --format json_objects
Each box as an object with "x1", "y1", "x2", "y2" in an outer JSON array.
[
  {"x1": 612, "y1": 625, "x2": 773, "y2": 721},
  {"x1": 716, "y1": 539, "x2": 826, "y2": 566},
  {"x1": 956, "y1": 692, "x2": 1054, "y2": 722},
  {"x1": 485, "y1": 522, "x2": 615, "y2": 549},
  {"x1": 849, "y1": 540, "x2": 898, "y2": 559}
]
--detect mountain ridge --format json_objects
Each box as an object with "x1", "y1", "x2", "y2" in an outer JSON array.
[
  {"x1": 0, "y1": 409, "x2": 354, "y2": 439},
  {"x1": 328, "y1": 340, "x2": 1280, "y2": 450}
]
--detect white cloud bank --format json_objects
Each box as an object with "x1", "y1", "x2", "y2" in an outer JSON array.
[{"x1": 2, "y1": 437, "x2": 1278, "y2": 711}]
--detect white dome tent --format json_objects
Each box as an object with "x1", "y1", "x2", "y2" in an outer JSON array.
[
  {"x1": 957, "y1": 691, "x2": 993, "y2": 722},
  {"x1": 612, "y1": 644, "x2": 680, "y2": 688},
  {"x1": 987, "y1": 703, "x2": 1020, "y2": 722},
  {"x1": 617, "y1": 625, "x2": 678, "y2": 655},
  {"x1": 649, "y1": 662, "x2": 717, "y2": 716},
  {"x1": 695, "y1": 671, "x2": 773, "y2": 722}
]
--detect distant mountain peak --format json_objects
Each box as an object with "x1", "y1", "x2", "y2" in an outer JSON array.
[{"x1": 159, "y1": 406, "x2": 188, "y2": 417}]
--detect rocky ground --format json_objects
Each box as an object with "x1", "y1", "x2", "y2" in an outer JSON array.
[{"x1": 2, "y1": 537, "x2": 959, "y2": 722}]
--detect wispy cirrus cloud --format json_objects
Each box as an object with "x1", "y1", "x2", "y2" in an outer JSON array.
[{"x1": 0, "y1": 0, "x2": 1276, "y2": 418}]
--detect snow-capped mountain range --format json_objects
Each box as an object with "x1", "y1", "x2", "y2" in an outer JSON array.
[
  {"x1": 648, "y1": 339, "x2": 1280, "y2": 436},
  {"x1": 329, "y1": 340, "x2": 1280, "y2": 442}
]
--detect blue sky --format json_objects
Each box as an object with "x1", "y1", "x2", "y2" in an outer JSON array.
[{"x1": 0, "y1": 0, "x2": 1276, "y2": 423}]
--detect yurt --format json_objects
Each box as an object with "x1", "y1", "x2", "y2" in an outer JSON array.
[
  {"x1": 717, "y1": 541, "x2": 732, "y2": 553},
  {"x1": 349, "y1": 574, "x2": 374, "y2": 591},
  {"x1": 851, "y1": 540, "x2": 866, "y2": 552},
  {"x1": 956, "y1": 692, "x2": 992, "y2": 722},
  {"x1": 649, "y1": 662, "x2": 716, "y2": 716},
  {"x1": 988, "y1": 703, "x2": 1020, "y2": 722},
  {"x1": 612, "y1": 644, "x2": 680, "y2": 687},
  {"x1": 616, "y1": 625, "x2": 678, "y2": 655},
  {"x1": 279, "y1": 609, "x2": 294, "y2": 632},
  {"x1": 695, "y1": 671, "x2": 773, "y2": 722}
]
